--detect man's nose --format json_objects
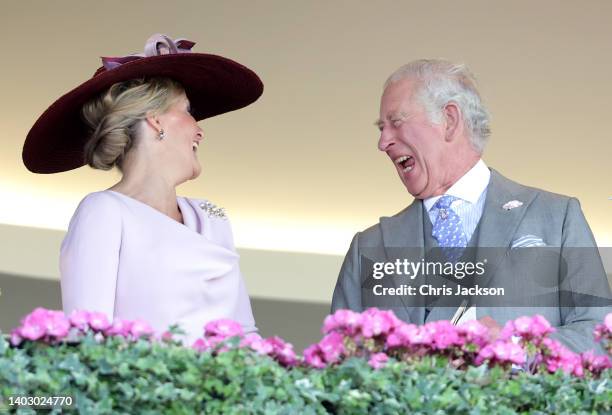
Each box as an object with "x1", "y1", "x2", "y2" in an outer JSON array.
[{"x1": 378, "y1": 128, "x2": 395, "y2": 152}]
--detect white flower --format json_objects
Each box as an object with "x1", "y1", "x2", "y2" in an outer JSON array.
[
  {"x1": 295, "y1": 379, "x2": 312, "y2": 389},
  {"x1": 502, "y1": 200, "x2": 523, "y2": 211}
]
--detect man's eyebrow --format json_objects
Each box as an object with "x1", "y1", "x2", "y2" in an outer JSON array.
[
  {"x1": 391, "y1": 111, "x2": 408, "y2": 120},
  {"x1": 374, "y1": 112, "x2": 408, "y2": 127}
]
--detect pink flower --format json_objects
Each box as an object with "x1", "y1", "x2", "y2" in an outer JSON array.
[
  {"x1": 9, "y1": 329, "x2": 23, "y2": 346},
  {"x1": 386, "y1": 323, "x2": 418, "y2": 348},
  {"x1": 458, "y1": 320, "x2": 489, "y2": 347},
  {"x1": 319, "y1": 332, "x2": 345, "y2": 363},
  {"x1": 277, "y1": 346, "x2": 298, "y2": 366},
  {"x1": 427, "y1": 320, "x2": 463, "y2": 350},
  {"x1": 541, "y1": 338, "x2": 583, "y2": 376},
  {"x1": 240, "y1": 334, "x2": 297, "y2": 366},
  {"x1": 494, "y1": 341, "x2": 526, "y2": 365},
  {"x1": 594, "y1": 325, "x2": 604, "y2": 341},
  {"x1": 502, "y1": 315, "x2": 554, "y2": 343},
  {"x1": 409, "y1": 325, "x2": 433, "y2": 346},
  {"x1": 192, "y1": 338, "x2": 210, "y2": 352},
  {"x1": 267, "y1": 336, "x2": 298, "y2": 366},
  {"x1": 476, "y1": 340, "x2": 526, "y2": 366},
  {"x1": 18, "y1": 308, "x2": 49, "y2": 340},
  {"x1": 240, "y1": 332, "x2": 263, "y2": 346},
  {"x1": 476, "y1": 344, "x2": 494, "y2": 363},
  {"x1": 360, "y1": 308, "x2": 400, "y2": 338},
  {"x1": 87, "y1": 312, "x2": 111, "y2": 332},
  {"x1": 205, "y1": 335, "x2": 227, "y2": 349},
  {"x1": 499, "y1": 320, "x2": 517, "y2": 341},
  {"x1": 595, "y1": 313, "x2": 612, "y2": 347},
  {"x1": 130, "y1": 320, "x2": 154, "y2": 339},
  {"x1": 323, "y1": 309, "x2": 362, "y2": 335},
  {"x1": 605, "y1": 313, "x2": 612, "y2": 332},
  {"x1": 105, "y1": 318, "x2": 133, "y2": 337},
  {"x1": 368, "y1": 352, "x2": 389, "y2": 369},
  {"x1": 530, "y1": 315, "x2": 554, "y2": 337},
  {"x1": 69, "y1": 310, "x2": 90, "y2": 330},
  {"x1": 204, "y1": 319, "x2": 244, "y2": 339},
  {"x1": 303, "y1": 344, "x2": 326, "y2": 369},
  {"x1": 160, "y1": 331, "x2": 174, "y2": 342},
  {"x1": 244, "y1": 335, "x2": 274, "y2": 355},
  {"x1": 17, "y1": 308, "x2": 70, "y2": 341},
  {"x1": 581, "y1": 351, "x2": 611, "y2": 375},
  {"x1": 541, "y1": 337, "x2": 562, "y2": 354},
  {"x1": 43, "y1": 311, "x2": 71, "y2": 338},
  {"x1": 513, "y1": 316, "x2": 533, "y2": 335}
]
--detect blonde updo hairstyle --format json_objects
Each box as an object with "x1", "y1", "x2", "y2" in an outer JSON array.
[{"x1": 82, "y1": 77, "x2": 185, "y2": 171}]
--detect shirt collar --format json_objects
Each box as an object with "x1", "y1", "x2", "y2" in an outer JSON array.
[{"x1": 423, "y1": 159, "x2": 490, "y2": 211}]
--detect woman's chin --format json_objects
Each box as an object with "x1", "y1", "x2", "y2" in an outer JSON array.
[{"x1": 190, "y1": 164, "x2": 202, "y2": 180}]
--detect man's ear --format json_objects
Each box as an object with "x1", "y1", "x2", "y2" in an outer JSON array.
[{"x1": 443, "y1": 102, "x2": 463, "y2": 142}]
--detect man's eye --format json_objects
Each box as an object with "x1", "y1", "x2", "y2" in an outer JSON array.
[{"x1": 392, "y1": 119, "x2": 403, "y2": 127}]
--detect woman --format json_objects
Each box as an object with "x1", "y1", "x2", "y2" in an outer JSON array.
[{"x1": 22, "y1": 34, "x2": 263, "y2": 343}]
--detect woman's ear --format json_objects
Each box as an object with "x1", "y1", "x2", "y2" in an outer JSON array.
[
  {"x1": 442, "y1": 102, "x2": 463, "y2": 142},
  {"x1": 144, "y1": 112, "x2": 161, "y2": 133}
]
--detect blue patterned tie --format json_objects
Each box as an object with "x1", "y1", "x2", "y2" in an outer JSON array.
[{"x1": 432, "y1": 195, "x2": 467, "y2": 262}]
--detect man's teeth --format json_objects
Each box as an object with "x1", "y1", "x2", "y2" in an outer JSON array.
[
  {"x1": 394, "y1": 155, "x2": 414, "y2": 172},
  {"x1": 395, "y1": 155, "x2": 411, "y2": 164}
]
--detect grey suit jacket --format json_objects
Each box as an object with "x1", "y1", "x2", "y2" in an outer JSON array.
[{"x1": 331, "y1": 169, "x2": 612, "y2": 353}]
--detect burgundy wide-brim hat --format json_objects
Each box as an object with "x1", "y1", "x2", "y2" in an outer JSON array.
[{"x1": 23, "y1": 34, "x2": 263, "y2": 173}]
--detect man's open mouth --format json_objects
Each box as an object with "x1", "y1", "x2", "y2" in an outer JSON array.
[{"x1": 395, "y1": 155, "x2": 415, "y2": 172}]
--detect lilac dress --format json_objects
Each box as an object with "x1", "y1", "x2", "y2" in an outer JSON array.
[{"x1": 60, "y1": 191, "x2": 257, "y2": 344}]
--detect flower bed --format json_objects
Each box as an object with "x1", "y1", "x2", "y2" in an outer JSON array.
[{"x1": 1, "y1": 308, "x2": 611, "y2": 414}]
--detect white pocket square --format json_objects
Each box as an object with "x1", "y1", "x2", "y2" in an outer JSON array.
[{"x1": 511, "y1": 235, "x2": 547, "y2": 248}]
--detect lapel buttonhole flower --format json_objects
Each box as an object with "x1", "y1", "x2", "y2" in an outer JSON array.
[{"x1": 502, "y1": 200, "x2": 523, "y2": 211}]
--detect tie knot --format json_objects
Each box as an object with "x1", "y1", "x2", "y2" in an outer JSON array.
[{"x1": 434, "y1": 195, "x2": 457, "y2": 210}]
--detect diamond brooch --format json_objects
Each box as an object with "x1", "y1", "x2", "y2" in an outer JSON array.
[{"x1": 199, "y1": 201, "x2": 227, "y2": 219}]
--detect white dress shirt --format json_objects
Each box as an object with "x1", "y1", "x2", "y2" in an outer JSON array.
[
  {"x1": 424, "y1": 159, "x2": 491, "y2": 242},
  {"x1": 423, "y1": 159, "x2": 491, "y2": 324}
]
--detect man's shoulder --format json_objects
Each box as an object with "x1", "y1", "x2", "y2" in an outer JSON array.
[
  {"x1": 356, "y1": 204, "x2": 416, "y2": 242},
  {"x1": 491, "y1": 169, "x2": 576, "y2": 208}
]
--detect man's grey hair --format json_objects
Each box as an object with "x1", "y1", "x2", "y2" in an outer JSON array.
[{"x1": 384, "y1": 59, "x2": 491, "y2": 153}]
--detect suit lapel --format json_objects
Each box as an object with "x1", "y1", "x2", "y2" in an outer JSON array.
[
  {"x1": 380, "y1": 199, "x2": 424, "y2": 249},
  {"x1": 475, "y1": 169, "x2": 538, "y2": 287},
  {"x1": 379, "y1": 199, "x2": 426, "y2": 323}
]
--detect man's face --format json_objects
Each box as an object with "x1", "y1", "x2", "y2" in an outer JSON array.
[{"x1": 377, "y1": 79, "x2": 450, "y2": 199}]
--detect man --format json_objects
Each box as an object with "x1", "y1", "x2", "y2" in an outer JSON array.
[{"x1": 331, "y1": 59, "x2": 611, "y2": 352}]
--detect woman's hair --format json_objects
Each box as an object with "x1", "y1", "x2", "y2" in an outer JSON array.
[{"x1": 82, "y1": 77, "x2": 185, "y2": 171}]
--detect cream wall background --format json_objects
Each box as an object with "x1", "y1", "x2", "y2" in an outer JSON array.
[{"x1": 1, "y1": 1, "x2": 611, "y2": 301}]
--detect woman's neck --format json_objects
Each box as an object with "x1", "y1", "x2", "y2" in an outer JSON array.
[{"x1": 109, "y1": 173, "x2": 183, "y2": 224}]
